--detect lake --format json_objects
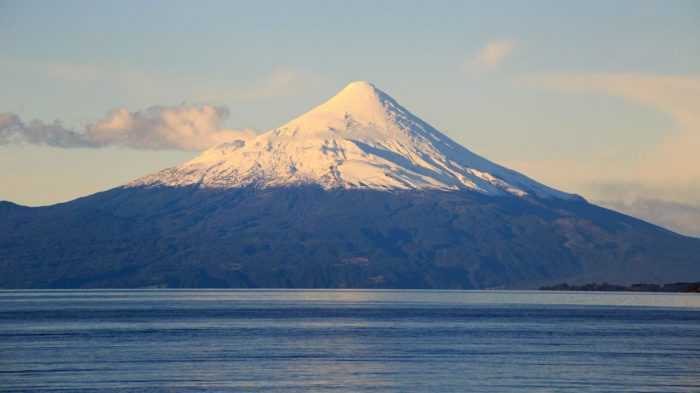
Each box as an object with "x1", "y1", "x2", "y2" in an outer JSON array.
[{"x1": 1, "y1": 290, "x2": 699, "y2": 392}]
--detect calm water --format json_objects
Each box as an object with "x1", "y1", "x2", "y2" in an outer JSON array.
[{"x1": 1, "y1": 290, "x2": 699, "y2": 392}]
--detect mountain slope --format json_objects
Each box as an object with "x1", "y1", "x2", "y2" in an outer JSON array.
[
  {"x1": 1, "y1": 81, "x2": 698, "y2": 289},
  {"x1": 131, "y1": 81, "x2": 576, "y2": 199},
  {"x1": 1, "y1": 186, "x2": 699, "y2": 289}
]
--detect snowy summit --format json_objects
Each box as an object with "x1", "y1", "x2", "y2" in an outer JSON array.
[{"x1": 131, "y1": 81, "x2": 575, "y2": 199}]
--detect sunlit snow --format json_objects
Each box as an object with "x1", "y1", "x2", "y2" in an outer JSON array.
[{"x1": 130, "y1": 81, "x2": 576, "y2": 199}]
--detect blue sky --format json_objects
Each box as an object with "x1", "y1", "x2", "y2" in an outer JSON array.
[{"x1": 1, "y1": 0, "x2": 699, "y2": 235}]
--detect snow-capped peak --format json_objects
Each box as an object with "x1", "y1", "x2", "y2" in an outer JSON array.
[
  {"x1": 130, "y1": 81, "x2": 578, "y2": 200},
  {"x1": 283, "y1": 81, "x2": 389, "y2": 131}
]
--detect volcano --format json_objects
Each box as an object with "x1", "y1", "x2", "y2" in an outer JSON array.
[{"x1": 1, "y1": 82, "x2": 699, "y2": 288}]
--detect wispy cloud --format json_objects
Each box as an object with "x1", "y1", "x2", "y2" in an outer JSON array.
[
  {"x1": 587, "y1": 180, "x2": 700, "y2": 206},
  {"x1": 0, "y1": 57, "x2": 102, "y2": 82},
  {"x1": 39, "y1": 63, "x2": 101, "y2": 81},
  {"x1": 511, "y1": 72, "x2": 700, "y2": 237},
  {"x1": 464, "y1": 40, "x2": 517, "y2": 75},
  {"x1": 502, "y1": 157, "x2": 700, "y2": 238},
  {"x1": 531, "y1": 73, "x2": 700, "y2": 182},
  {"x1": 534, "y1": 73, "x2": 699, "y2": 130},
  {"x1": 250, "y1": 68, "x2": 310, "y2": 99},
  {"x1": 598, "y1": 197, "x2": 700, "y2": 238},
  {"x1": 1, "y1": 56, "x2": 319, "y2": 105},
  {"x1": 0, "y1": 105, "x2": 256, "y2": 151},
  {"x1": 201, "y1": 68, "x2": 322, "y2": 102}
]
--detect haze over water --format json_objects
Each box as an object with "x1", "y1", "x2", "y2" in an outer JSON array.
[{"x1": 1, "y1": 289, "x2": 699, "y2": 392}]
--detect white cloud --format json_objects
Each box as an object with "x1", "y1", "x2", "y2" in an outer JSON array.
[
  {"x1": 0, "y1": 104, "x2": 256, "y2": 151},
  {"x1": 0, "y1": 61, "x2": 320, "y2": 151},
  {"x1": 465, "y1": 40, "x2": 517, "y2": 75}
]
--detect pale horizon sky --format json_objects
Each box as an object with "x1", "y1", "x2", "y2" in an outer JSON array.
[{"x1": 1, "y1": 0, "x2": 699, "y2": 236}]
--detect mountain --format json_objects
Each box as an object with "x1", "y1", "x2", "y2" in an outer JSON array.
[
  {"x1": 1, "y1": 82, "x2": 699, "y2": 289},
  {"x1": 131, "y1": 81, "x2": 573, "y2": 199}
]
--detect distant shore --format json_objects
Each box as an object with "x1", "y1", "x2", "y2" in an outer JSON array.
[{"x1": 540, "y1": 282, "x2": 700, "y2": 293}]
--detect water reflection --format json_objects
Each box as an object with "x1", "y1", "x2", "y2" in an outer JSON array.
[{"x1": 3, "y1": 289, "x2": 699, "y2": 309}]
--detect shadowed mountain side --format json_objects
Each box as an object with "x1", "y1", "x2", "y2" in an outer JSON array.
[{"x1": 1, "y1": 186, "x2": 698, "y2": 289}]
